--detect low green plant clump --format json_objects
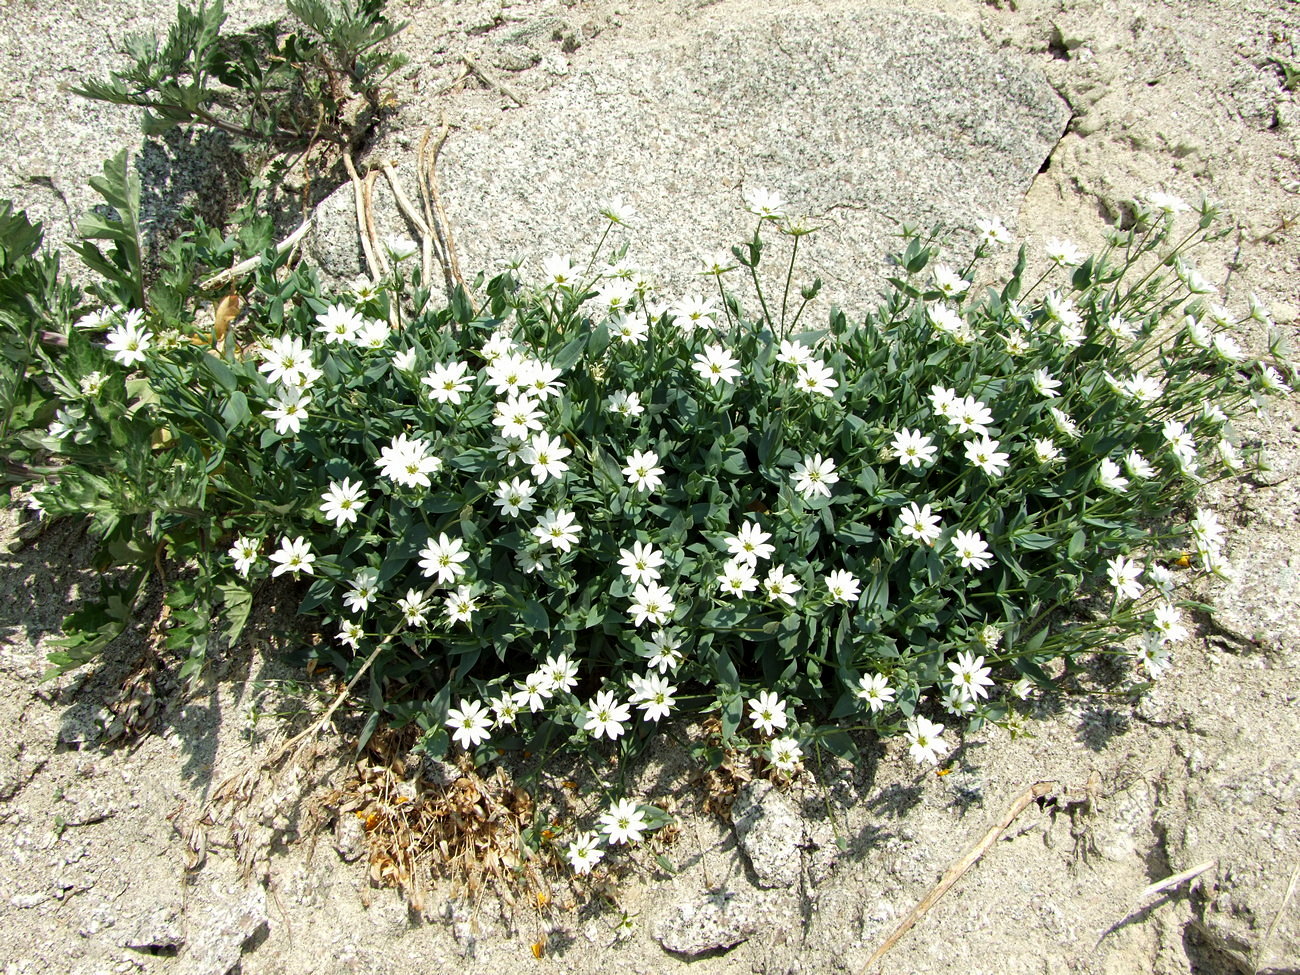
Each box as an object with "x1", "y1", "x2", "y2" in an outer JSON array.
[{"x1": 2, "y1": 0, "x2": 1294, "y2": 880}]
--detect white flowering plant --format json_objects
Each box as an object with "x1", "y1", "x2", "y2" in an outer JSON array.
[{"x1": 8, "y1": 150, "x2": 1294, "y2": 873}]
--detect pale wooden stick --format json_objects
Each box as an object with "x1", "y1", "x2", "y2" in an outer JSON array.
[
  {"x1": 859, "y1": 780, "x2": 1058, "y2": 974},
  {"x1": 460, "y1": 54, "x2": 526, "y2": 107},
  {"x1": 342, "y1": 152, "x2": 380, "y2": 282},
  {"x1": 1258, "y1": 857, "x2": 1300, "y2": 969},
  {"x1": 198, "y1": 217, "x2": 314, "y2": 291},
  {"x1": 362, "y1": 170, "x2": 391, "y2": 280},
  {"x1": 1137, "y1": 860, "x2": 1216, "y2": 901}
]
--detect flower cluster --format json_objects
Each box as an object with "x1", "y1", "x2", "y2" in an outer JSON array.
[{"x1": 34, "y1": 186, "x2": 1292, "y2": 876}]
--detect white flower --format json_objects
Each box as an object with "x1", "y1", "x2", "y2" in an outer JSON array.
[
  {"x1": 446, "y1": 699, "x2": 492, "y2": 749},
  {"x1": 606, "y1": 389, "x2": 644, "y2": 418},
  {"x1": 975, "y1": 218, "x2": 1011, "y2": 246},
  {"x1": 1045, "y1": 238, "x2": 1085, "y2": 267},
  {"x1": 584, "y1": 690, "x2": 631, "y2": 740},
  {"x1": 485, "y1": 353, "x2": 533, "y2": 397},
  {"x1": 104, "y1": 317, "x2": 153, "y2": 366},
  {"x1": 1152, "y1": 603, "x2": 1189, "y2": 644},
  {"x1": 600, "y1": 798, "x2": 648, "y2": 845},
  {"x1": 777, "y1": 340, "x2": 813, "y2": 366},
  {"x1": 565, "y1": 831, "x2": 605, "y2": 875},
  {"x1": 492, "y1": 394, "x2": 545, "y2": 441},
  {"x1": 376, "y1": 433, "x2": 442, "y2": 488},
  {"x1": 768, "y1": 736, "x2": 803, "y2": 773},
  {"x1": 1098, "y1": 458, "x2": 1129, "y2": 493},
  {"x1": 269, "y1": 535, "x2": 315, "y2": 578},
  {"x1": 1003, "y1": 330, "x2": 1030, "y2": 356},
  {"x1": 490, "y1": 693, "x2": 522, "y2": 728},
  {"x1": 1124, "y1": 451, "x2": 1155, "y2": 480},
  {"x1": 1175, "y1": 259, "x2": 1217, "y2": 295},
  {"x1": 513, "y1": 672, "x2": 554, "y2": 712},
  {"x1": 1106, "y1": 555, "x2": 1143, "y2": 601},
  {"x1": 444, "y1": 585, "x2": 477, "y2": 625},
  {"x1": 384, "y1": 235, "x2": 418, "y2": 261},
  {"x1": 1259, "y1": 365, "x2": 1293, "y2": 395},
  {"x1": 619, "y1": 540, "x2": 665, "y2": 586},
  {"x1": 353, "y1": 319, "x2": 388, "y2": 350},
  {"x1": 762, "y1": 564, "x2": 803, "y2": 606},
  {"x1": 336, "y1": 620, "x2": 364, "y2": 650},
  {"x1": 929, "y1": 303, "x2": 967, "y2": 338},
  {"x1": 73, "y1": 307, "x2": 112, "y2": 331},
  {"x1": 717, "y1": 559, "x2": 759, "y2": 598},
  {"x1": 792, "y1": 453, "x2": 840, "y2": 499},
  {"x1": 905, "y1": 716, "x2": 950, "y2": 765},
  {"x1": 516, "y1": 548, "x2": 551, "y2": 575},
  {"x1": 950, "y1": 397, "x2": 994, "y2": 437},
  {"x1": 390, "y1": 346, "x2": 415, "y2": 369},
  {"x1": 1144, "y1": 190, "x2": 1190, "y2": 215},
  {"x1": 397, "y1": 588, "x2": 430, "y2": 627},
  {"x1": 929, "y1": 384, "x2": 959, "y2": 420},
  {"x1": 692, "y1": 344, "x2": 742, "y2": 386},
  {"x1": 725, "y1": 521, "x2": 774, "y2": 566},
  {"x1": 422, "y1": 361, "x2": 473, "y2": 404},
  {"x1": 1137, "y1": 633, "x2": 1173, "y2": 679},
  {"x1": 493, "y1": 477, "x2": 536, "y2": 518},
  {"x1": 596, "y1": 278, "x2": 636, "y2": 314},
  {"x1": 947, "y1": 651, "x2": 994, "y2": 702},
  {"x1": 742, "y1": 186, "x2": 786, "y2": 219},
  {"x1": 532, "y1": 508, "x2": 582, "y2": 552},
  {"x1": 418, "y1": 532, "x2": 470, "y2": 585},
  {"x1": 79, "y1": 371, "x2": 108, "y2": 396},
  {"x1": 952, "y1": 529, "x2": 991, "y2": 571},
  {"x1": 1032, "y1": 438, "x2": 1061, "y2": 464},
  {"x1": 942, "y1": 686, "x2": 976, "y2": 716},
  {"x1": 523, "y1": 432, "x2": 571, "y2": 483},
  {"x1": 264, "y1": 385, "x2": 312, "y2": 435},
  {"x1": 541, "y1": 653, "x2": 579, "y2": 694},
  {"x1": 645, "y1": 630, "x2": 685, "y2": 673},
  {"x1": 628, "y1": 582, "x2": 675, "y2": 628},
  {"x1": 1105, "y1": 314, "x2": 1137, "y2": 342},
  {"x1": 795, "y1": 360, "x2": 838, "y2": 396},
  {"x1": 748, "y1": 690, "x2": 788, "y2": 736},
  {"x1": 629, "y1": 673, "x2": 677, "y2": 722},
  {"x1": 670, "y1": 295, "x2": 719, "y2": 333},
  {"x1": 1212, "y1": 334, "x2": 1245, "y2": 362},
  {"x1": 344, "y1": 568, "x2": 380, "y2": 613},
  {"x1": 823, "y1": 569, "x2": 861, "y2": 605},
  {"x1": 1049, "y1": 407, "x2": 1079, "y2": 439},
  {"x1": 1122, "y1": 373, "x2": 1164, "y2": 404},
  {"x1": 610, "y1": 311, "x2": 650, "y2": 345},
  {"x1": 600, "y1": 196, "x2": 638, "y2": 225},
  {"x1": 319, "y1": 477, "x2": 367, "y2": 527},
  {"x1": 622, "y1": 449, "x2": 665, "y2": 493},
  {"x1": 931, "y1": 265, "x2": 969, "y2": 298},
  {"x1": 258, "y1": 334, "x2": 317, "y2": 388},
  {"x1": 964, "y1": 436, "x2": 1010, "y2": 478},
  {"x1": 228, "y1": 536, "x2": 261, "y2": 577},
  {"x1": 314, "y1": 303, "x2": 364, "y2": 344},
  {"x1": 898, "y1": 502, "x2": 942, "y2": 546},
  {"x1": 855, "y1": 673, "x2": 895, "y2": 712},
  {"x1": 891, "y1": 428, "x2": 937, "y2": 468},
  {"x1": 1031, "y1": 368, "x2": 1061, "y2": 398}
]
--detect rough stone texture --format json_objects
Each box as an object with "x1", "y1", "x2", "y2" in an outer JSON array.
[
  {"x1": 730, "y1": 780, "x2": 803, "y2": 889},
  {"x1": 179, "y1": 885, "x2": 269, "y2": 975},
  {"x1": 307, "y1": 4, "x2": 1069, "y2": 313},
  {"x1": 0, "y1": 0, "x2": 1299, "y2": 974},
  {"x1": 652, "y1": 887, "x2": 771, "y2": 956}
]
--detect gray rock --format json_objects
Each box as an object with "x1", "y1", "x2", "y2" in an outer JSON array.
[
  {"x1": 122, "y1": 906, "x2": 184, "y2": 953},
  {"x1": 1162, "y1": 754, "x2": 1300, "y2": 974},
  {"x1": 178, "y1": 886, "x2": 268, "y2": 975},
  {"x1": 308, "y1": 6, "x2": 1068, "y2": 314},
  {"x1": 653, "y1": 888, "x2": 763, "y2": 956},
  {"x1": 731, "y1": 781, "x2": 803, "y2": 889},
  {"x1": 333, "y1": 812, "x2": 367, "y2": 864}
]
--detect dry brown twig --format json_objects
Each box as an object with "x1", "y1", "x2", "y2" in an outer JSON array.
[{"x1": 858, "y1": 779, "x2": 1059, "y2": 974}]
